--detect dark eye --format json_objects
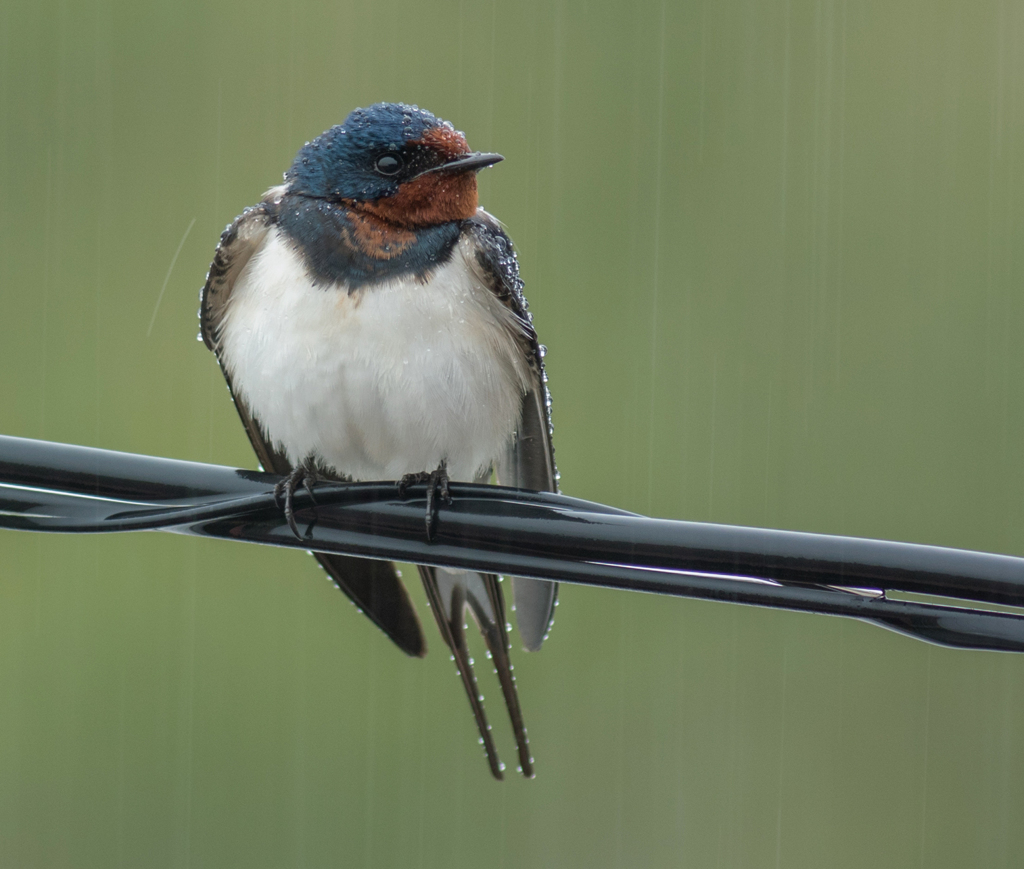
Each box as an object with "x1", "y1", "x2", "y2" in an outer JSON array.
[{"x1": 375, "y1": 153, "x2": 403, "y2": 175}]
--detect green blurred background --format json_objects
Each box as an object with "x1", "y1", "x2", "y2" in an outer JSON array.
[{"x1": 1, "y1": 0, "x2": 1023, "y2": 866}]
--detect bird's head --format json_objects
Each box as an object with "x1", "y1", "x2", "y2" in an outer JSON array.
[{"x1": 284, "y1": 103, "x2": 502, "y2": 228}]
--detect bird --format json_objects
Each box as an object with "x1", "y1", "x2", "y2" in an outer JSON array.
[{"x1": 199, "y1": 102, "x2": 558, "y2": 779}]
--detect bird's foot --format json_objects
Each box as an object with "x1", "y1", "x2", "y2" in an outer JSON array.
[
  {"x1": 398, "y1": 462, "x2": 452, "y2": 541},
  {"x1": 274, "y1": 461, "x2": 321, "y2": 540}
]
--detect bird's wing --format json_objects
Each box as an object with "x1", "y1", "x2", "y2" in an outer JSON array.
[
  {"x1": 201, "y1": 204, "x2": 427, "y2": 658},
  {"x1": 465, "y1": 210, "x2": 559, "y2": 651},
  {"x1": 413, "y1": 213, "x2": 555, "y2": 779}
]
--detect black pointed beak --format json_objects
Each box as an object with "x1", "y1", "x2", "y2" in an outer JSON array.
[{"x1": 415, "y1": 152, "x2": 504, "y2": 178}]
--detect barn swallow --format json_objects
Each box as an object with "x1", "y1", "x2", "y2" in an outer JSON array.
[{"x1": 199, "y1": 103, "x2": 558, "y2": 779}]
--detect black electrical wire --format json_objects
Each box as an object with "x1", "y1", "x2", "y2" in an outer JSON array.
[{"x1": 2, "y1": 434, "x2": 1024, "y2": 653}]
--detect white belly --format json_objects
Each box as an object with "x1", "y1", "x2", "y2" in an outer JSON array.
[{"x1": 217, "y1": 227, "x2": 531, "y2": 482}]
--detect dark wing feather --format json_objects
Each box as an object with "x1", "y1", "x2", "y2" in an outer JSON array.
[
  {"x1": 200, "y1": 203, "x2": 271, "y2": 352},
  {"x1": 466, "y1": 210, "x2": 559, "y2": 651},
  {"x1": 201, "y1": 205, "x2": 427, "y2": 658}
]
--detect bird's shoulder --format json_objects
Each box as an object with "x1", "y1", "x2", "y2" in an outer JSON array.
[
  {"x1": 459, "y1": 209, "x2": 540, "y2": 366},
  {"x1": 200, "y1": 197, "x2": 277, "y2": 352}
]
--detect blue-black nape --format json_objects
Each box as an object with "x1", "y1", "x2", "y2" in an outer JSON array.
[{"x1": 285, "y1": 103, "x2": 443, "y2": 202}]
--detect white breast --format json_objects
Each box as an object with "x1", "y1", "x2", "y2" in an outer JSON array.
[{"x1": 217, "y1": 227, "x2": 531, "y2": 482}]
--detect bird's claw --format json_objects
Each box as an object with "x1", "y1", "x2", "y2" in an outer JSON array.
[
  {"x1": 398, "y1": 462, "x2": 452, "y2": 541},
  {"x1": 274, "y1": 463, "x2": 321, "y2": 540}
]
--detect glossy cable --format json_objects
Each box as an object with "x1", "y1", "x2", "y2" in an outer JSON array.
[{"x1": 2, "y1": 434, "x2": 1023, "y2": 653}]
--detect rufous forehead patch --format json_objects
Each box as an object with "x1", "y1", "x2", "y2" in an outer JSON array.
[{"x1": 415, "y1": 124, "x2": 472, "y2": 158}]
